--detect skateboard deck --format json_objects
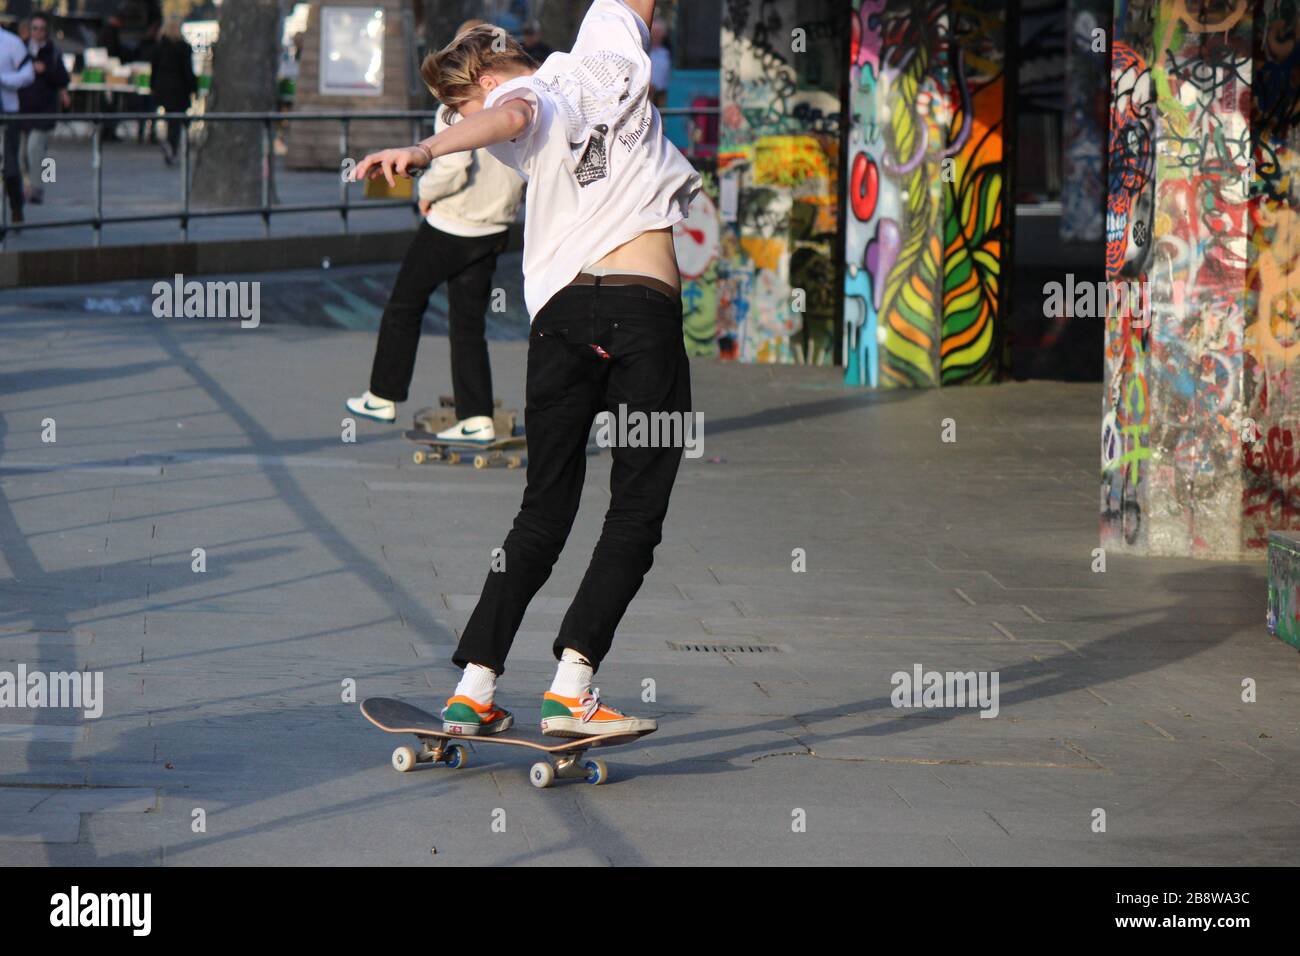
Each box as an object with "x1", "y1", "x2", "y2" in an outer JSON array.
[
  {"x1": 404, "y1": 429, "x2": 527, "y2": 469},
  {"x1": 360, "y1": 697, "x2": 655, "y2": 788}
]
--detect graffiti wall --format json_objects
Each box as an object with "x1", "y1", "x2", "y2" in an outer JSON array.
[
  {"x1": 1243, "y1": 0, "x2": 1300, "y2": 553},
  {"x1": 1267, "y1": 531, "x2": 1300, "y2": 648},
  {"x1": 1101, "y1": 0, "x2": 1254, "y2": 556},
  {"x1": 674, "y1": 163, "x2": 723, "y2": 357},
  {"x1": 718, "y1": 0, "x2": 842, "y2": 364},
  {"x1": 1061, "y1": 0, "x2": 1110, "y2": 242},
  {"x1": 843, "y1": 0, "x2": 1010, "y2": 389}
]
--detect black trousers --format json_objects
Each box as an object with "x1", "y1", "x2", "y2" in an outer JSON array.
[
  {"x1": 369, "y1": 221, "x2": 507, "y2": 420},
  {"x1": 162, "y1": 106, "x2": 183, "y2": 154},
  {"x1": 453, "y1": 282, "x2": 691, "y2": 675},
  {"x1": 2, "y1": 123, "x2": 22, "y2": 219}
]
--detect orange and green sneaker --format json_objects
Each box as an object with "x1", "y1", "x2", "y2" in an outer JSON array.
[
  {"x1": 540, "y1": 688, "x2": 656, "y2": 738},
  {"x1": 440, "y1": 695, "x2": 513, "y2": 736}
]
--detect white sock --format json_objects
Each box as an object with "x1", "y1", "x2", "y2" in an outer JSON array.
[
  {"x1": 549, "y1": 648, "x2": 593, "y2": 698},
  {"x1": 454, "y1": 663, "x2": 496, "y2": 705}
]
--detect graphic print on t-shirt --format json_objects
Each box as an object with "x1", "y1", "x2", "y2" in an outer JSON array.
[
  {"x1": 574, "y1": 124, "x2": 610, "y2": 186},
  {"x1": 558, "y1": 49, "x2": 641, "y2": 188}
]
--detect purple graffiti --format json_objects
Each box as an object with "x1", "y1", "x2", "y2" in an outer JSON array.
[{"x1": 865, "y1": 218, "x2": 901, "y2": 310}]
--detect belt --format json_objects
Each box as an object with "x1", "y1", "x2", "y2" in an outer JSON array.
[{"x1": 568, "y1": 272, "x2": 680, "y2": 302}]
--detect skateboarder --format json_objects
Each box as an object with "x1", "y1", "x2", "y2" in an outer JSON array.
[
  {"x1": 353, "y1": 0, "x2": 697, "y2": 737},
  {"x1": 346, "y1": 20, "x2": 525, "y2": 446}
]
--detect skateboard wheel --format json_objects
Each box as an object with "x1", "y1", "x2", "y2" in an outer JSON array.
[
  {"x1": 529, "y1": 761, "x2": 555, "y2": 789},
  {"x1": 413, "y1": 450, "x2": 426, "y2": 465},
  {"x1": 507, "y1": 456, "x2": 521, "y2": 469},
  {"x1": 582, "y1": 758, "x2": 608, "y2": 785},
  {"x1": 446, "y1": 744, "x2": 468, "y2": 770},
  {"x1": 473, "y1": 455, "x2": 488, "y2": 470},
  {"x1": 392, "y1": 746, "x2": 417, "y2": 773},
  {"x1": 447, "y1": 452, "x2": 461, "y2": 465}
]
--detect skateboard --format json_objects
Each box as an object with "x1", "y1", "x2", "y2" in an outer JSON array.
[
  {"x1": 405, "y1": 429, "x2": 527, "y2": 469},
  {"x1": 360, "y1": 697, "x2": 656, "y2": 788}
]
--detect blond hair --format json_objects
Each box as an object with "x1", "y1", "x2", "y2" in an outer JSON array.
[{"x1": 420, "y1": 24, "x2": 536, "y2": 122}]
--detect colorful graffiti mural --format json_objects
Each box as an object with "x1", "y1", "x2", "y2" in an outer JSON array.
[
  {"x1": 1244, "y1": 0, "x2": 1300, "y2": 553},
  {"x1": 1267, "y1": 530, "x2": 1300, "y2": 647},
  {"x1": 674, "y1": 164, "x2": 723, "y2": 357},
  {"x1": 719, "y1": 0, "x2": 842, "y2": 365},
  {"x1": 842, "y1": 0, "x2": 1009, "y2": 389},
  {"x1": 1102, "y1": 0, "x2": 1259, "y2": 557}
]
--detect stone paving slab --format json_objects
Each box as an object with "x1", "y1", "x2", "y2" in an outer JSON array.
[{"x1": 1, "y1": 283, "x2": 1298, "y2": 866}]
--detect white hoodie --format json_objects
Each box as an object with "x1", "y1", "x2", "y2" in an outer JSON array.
[{"x1": 419, "y1": 111, "x2": 525, "y2": 237}]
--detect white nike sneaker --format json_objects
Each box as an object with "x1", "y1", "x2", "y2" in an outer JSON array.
[
  {"x1": 346, "y1": 390, "x2": 397, "y2": 423},
  {"x1": 436, "y1": 416, "x2": 495, "y2": 444}
]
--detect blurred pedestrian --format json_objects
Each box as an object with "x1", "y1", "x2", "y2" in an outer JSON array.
[
  {"x1": 149, "y1": 18, "x2": 196, "y2": 166},
  {"x1": 134, "y1": 20, "x2": 160, "y2": 145},
  {"x1": 18, "y1": 12, "x2": 70, "y2": 206},
  {"x1": 346, "y1": 19, "x2": 525, "y2": 440},
  {"x1": 519, "y1": 20, "x2": 552, "y2": 62},
  {"x1": 649, "y1": 17, "x2": 671, "y2": 107},
  {"x1": 0, "y1": 21, "x2": 36, "y2": 224},
  {"x1": 97, "y1": 8, "x2": 131, "y2": 142}
]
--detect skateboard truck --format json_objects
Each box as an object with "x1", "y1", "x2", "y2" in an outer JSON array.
[{"x1": 391, "y1": 735, "x2": 609, "y2": 788}]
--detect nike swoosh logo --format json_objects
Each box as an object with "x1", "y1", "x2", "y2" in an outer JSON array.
[
  {"x1": 462, "y1": 427, "x2": 483, "y2": 435},
  {"x1": 363, "y1": 401, "x2": 390, "y2": 411}
]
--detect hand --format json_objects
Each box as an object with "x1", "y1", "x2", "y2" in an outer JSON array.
[
  {"x1": 418, "y1": 198, "x2": 432, "y2": 216},
  {"x1": 33, "y1": 60, "x2": 46, "y2": 74},
  {"x1": 60, "y1": 91, "x2": 71, "y2": 109},
  {"x1": 351, "y1": 146, "x2": 429, "y2": 187}
]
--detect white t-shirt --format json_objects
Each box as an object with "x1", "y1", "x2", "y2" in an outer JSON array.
[{"x1": 484, "y1": 0, "x2": 701, "y2": 318}]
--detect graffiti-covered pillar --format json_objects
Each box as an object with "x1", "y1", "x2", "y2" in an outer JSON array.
[
  {"x1": 842, "y1": 1, "x2": 1013, "y2": 388},
  {"x1": 1100, "y1": 0, "x2": 1271, "y2": 558},
  {"x1": 718, "y1": 0, "x2": 844, "y2": 364}
]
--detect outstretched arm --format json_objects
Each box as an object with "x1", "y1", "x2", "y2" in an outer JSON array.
[{"x1": 351, "y1": 99, "x2": 534, "y2": 186}]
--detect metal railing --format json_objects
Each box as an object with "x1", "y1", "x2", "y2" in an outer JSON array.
[{"x1": 0, "y1": 107, "x2": 720, "y2": 250}]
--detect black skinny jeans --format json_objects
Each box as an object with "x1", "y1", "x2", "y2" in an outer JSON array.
[
  {"x1": 453, "y1": 281, "x2": 691, "y2": 675},
  {"x1": 369, "y1": 221, "x2": 508, "y2": 420}
]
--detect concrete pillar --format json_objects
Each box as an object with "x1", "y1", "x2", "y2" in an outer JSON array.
[
  {"x1": 287, "y1": 0, "x2": 427, "y2": 170},
  {"x1": 717, "y1": 0, "x2": 843, "y2": 365},
  {"x1": 1101, "y1": 0, "x2": 1257, "y2": 556},
  {"x1": 841, "y1": 0, "x2": 1012, "y2": 388}
]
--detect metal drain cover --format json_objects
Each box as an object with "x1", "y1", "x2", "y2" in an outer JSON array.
[{"x1": 667, "y1": 641, "x2": 784, "y2": 653}]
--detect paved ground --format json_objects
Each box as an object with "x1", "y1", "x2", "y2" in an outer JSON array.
[{"x1": 0, "y1": 278, "x2": 1296, "y2": 866}]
